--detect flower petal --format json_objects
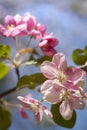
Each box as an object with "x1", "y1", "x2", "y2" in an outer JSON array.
[
  {"x1": 52, "y1": 53, "x2": 67, "y2": 71},
  {"x1": 34, "y1": 108, "x2": 44, "y2": 124},
  {"x1": 66, "y1": 68, "x2": 84, "y2": 83},
  {"x1": 59, "y1": 100, "x2": 73, "y2": 120},
  {"x1": 43, "y1": 87, "x2": 63, "y2": 104},
  {"x1": 72, "y1": 98, "x2": 85, "y2": 110},
  {"x1": 20, "y1": 108, "x2": 28, "y2": 119},
  {"x1": 40, "y1": 61, "x2": 57, "y2": 79},
  {"x1": 17, "y1": 96, "x2": 33, "y2": 110},
  {"x1": 40, "y1": 80, "x2": 54, "y2": 94}
]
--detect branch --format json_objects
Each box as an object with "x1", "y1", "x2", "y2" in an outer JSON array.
[{"x1": 0, "y1": 85, "x2": 28, "y2": 98}]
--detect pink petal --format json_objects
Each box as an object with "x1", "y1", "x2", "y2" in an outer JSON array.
[
  {"x1": 71, "y1": 98, "x2": 85, "y2": 110},
  {"x1": 17, "y1": 96, "x2": 33, "y2": 110},
  {"x1": 5, "y1": 15, "x2": 16, "y2": 25},
  {"x1": 64, "y1": 80, "x2": 79, "y2": 90},
  {"x1": 41, "y1": 79, "x2": 63, "y2": 94},
  {"x1": 40, "y1": 61, "x2": 57, "y2": 79},
  {"x1": 41, "y1": 34, "x2": 58, "y2": 47},
  {"x1": 52, "y1": 53, "x2": 67, "y2": 71},
  {"x1": 29, "y1": 30, "x2": 40, "y2": 38},
  {"x1": 40, "y1": 80, "x2": 53, "y2": 94},
  {"x1": 43, "y1": 87, "x2": 63, "y2": 104},
  {"x1": 27, "y1": 17, "x2": 36, "y2": 31},
  {"x1": 59, "y1": 100, "x2": 73, "y2": 120},
  {"x1": 20, "y1": 108, "x2": 28, "y2": 119},
  {"x1": 37, "y1": 24, "x2": 46, "y2": 35},
  {"x1": 34, "y1": 109, "x2": 43, "y2": 124},
  {"x1": 41, "y1": 46, "x2": 57, "y2": 56},
  {"x1": 66, "y1": 68, "x2": 84, "y2": 83}
]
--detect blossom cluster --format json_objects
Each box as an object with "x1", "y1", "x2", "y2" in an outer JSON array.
[
  {"x1": 0, "y1": 12, "x2": 87, "y2": 126},
  {"x1": 40, "y1": 53, "x2": 86, "y2": 120},
  {"x1": 18, "y1": 53, "x2": 87, "y2": 122},
  {"x1": 0, "y1": 12, "x2": 58, "y2": 57}
]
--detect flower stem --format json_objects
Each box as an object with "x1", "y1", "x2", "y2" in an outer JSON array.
[{"x1": 15, "y1": 67, "x2": 20, "y2": 80}]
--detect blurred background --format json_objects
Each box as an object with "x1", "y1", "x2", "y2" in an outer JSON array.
[{"x1": 0, "y1": 0, "x2": 87, "y2": 130}]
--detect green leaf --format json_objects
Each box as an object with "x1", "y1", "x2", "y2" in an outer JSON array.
[
  {"x1": 0, "y1": 44, "x2": 11, "y2": 59},
  {"x1": 0, "y1": 107, "x2": 12, "y2": 130},
  {"x1": 51, "y1": 103, "x2": 76, "y2": 128},
  {"x1": 17, "y1": 73, "x2": 46, "y2": 89},
  {"x1": 36, "y1": 56, "x2": 52, "y2": 66},
  {"x1": 0, "y1": 62, "x2": 9, "y2": 79},
  {"x1": 72, "y1": 47, "x2": 87, "y2": 65}
]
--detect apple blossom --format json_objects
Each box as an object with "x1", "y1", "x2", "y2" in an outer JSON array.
[
  {"x1": 39, "y1": 34, "x2": 59, "y2": 56},
  {"x1": 40, "y1": 53, "x2": 85, "y2": 119},
  {"x1": 0, "y1": 13, "x2": 46, "y2": 38},
  {"x1": 17, "y1": 94, "x2": 53, "y2": 124},
  {"x1": 0, "y1": 14, "x2": 27, "y2": 37}
]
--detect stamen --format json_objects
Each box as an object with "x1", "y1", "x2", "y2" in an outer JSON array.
[{"x1": 56, "y1": 72, "x2": 66, "y2": 83}]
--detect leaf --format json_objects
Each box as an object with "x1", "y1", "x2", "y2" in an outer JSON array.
[
  {"x1": 72, "y1": 47, "x2": 87, "y2": 65},
  {"x1": 51, "y1": 103, "x2": 76, "y2": 128},
  {"x1": 36, "y1": 56, "x2": 52, "y2": 66},
  {"x1": 0, "y1": 62, "x2": 9, "y2": 79},
  {"x1": 17, "y1": 73, "x2": 46, "y2": 89},
  {"x1": 0, "y1": 44, "x2": 11, "y2": 59},
  {"x1": 0, "y1": 107, "x2": 12, "y2": 130}
]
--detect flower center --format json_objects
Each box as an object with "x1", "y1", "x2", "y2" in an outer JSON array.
[
  {"x1": 7, "y1": 24, "x2": 14, "y2": 31},
  {"x1": 56, "y1": 72, "x2": 66, "y2": 83},
  {"x1": 60, "y1": 89, "x2": 69, "y2": 100}
]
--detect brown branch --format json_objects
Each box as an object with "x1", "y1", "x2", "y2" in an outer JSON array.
[{"x1": 0, "y1": 85, "x2": 28, "y2": 98}]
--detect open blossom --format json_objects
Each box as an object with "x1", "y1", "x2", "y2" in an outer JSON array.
[
  {"x1": 39, "y1": 34, "x2": 59, "y2": 56},
  {"x1": 17, "y1": 94, "x2": 53, "y2": 124},
  {"x1": 40, "y1": 53, "x2": 85, "y2": 119},
  {"x1": 0, "y1": 14, "x2": 27, "y2": 37},
  {"x1": 0, "y1": 12, "x2": 46, "y2": 38}
]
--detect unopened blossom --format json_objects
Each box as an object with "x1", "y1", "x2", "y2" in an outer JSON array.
[
  {"x1": 17, "y1": 94, "x2": 53, "y2": 124},
  {"x1": 39, "y1": 34, "x2": 58, "y2": 56},
  {"x1": 40, "y1": 53, "x2": 85, "y2": 119}
]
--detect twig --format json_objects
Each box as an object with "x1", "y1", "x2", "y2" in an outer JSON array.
[{"x1": 0, "y1": 85, "x2": 28, "y2": 98}]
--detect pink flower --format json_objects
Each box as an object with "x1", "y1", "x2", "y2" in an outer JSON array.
[
  {"x1": 0, "y1": 14, "x2": 27, "y2": 37},
  {"x1": 39, "y1": 34, "x2": 59, "y2": 56},
  {"x1": 40, "y1": 53, "x2": 85, "y2": 119},
  {"x1": 17, "y1": 94, "x2": 53, "y2": 124},
  {"x1": 21, "y1": 12, "x2": 46, "y2": 38},
  {"x1": 0, "y1": 12, "x2": 47, "y2": 38},
  {"x1": 40, "y1": 53, "x2": 84, "y2": 91}
]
